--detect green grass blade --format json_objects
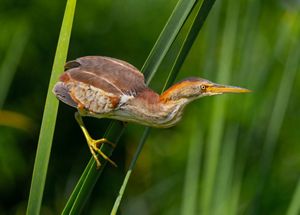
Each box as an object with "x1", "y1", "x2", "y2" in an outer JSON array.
[
  {"x1": 26, "y1": 0, "x2": 77, "y2": 214},
  {"x1": 252, "y1": 25, "x2": 300, "y2": 213},
  {"x1": 163, "y1": 0, "x2": 212, "y2": 89},
  {"x1": 212, "y1": 126, "x2": 238, "y2": 215},
  {"x1": 181, "y1": 131, "x2": 203, "y2": 215},
  {"x1": 227, "y1": 176, "x2": 243, "y2": 215},
  {"x1": 110, "y1": 128, "x2": 151, "y2": 215},
  {"x1": 62, "y1": 1, "x2": 201, "y2": 213},
  {"x1": 202, "y1": 0, "x2": 221, "y2": 76},
  {"x1": 61, "y1": 158, "x2": 94, "y2": 214},
  {"x1": 233, "y1": 9, "x2": 299, "y2": 215},
  {"x1": 286, "y1": 178, "x2": 300, "y2": 215},
  {"x1": 262, "y1": 38, "x2": 300, "y2": 185},
  {"x1": 200, "y1": 0, "x2": 240, "y2": 213},
  {"x1": 0, "y1": 24, "x2": 29, "y2": 108},
  {"x1": 143, "y1": 0, "x2": 197, "y2": 84}
]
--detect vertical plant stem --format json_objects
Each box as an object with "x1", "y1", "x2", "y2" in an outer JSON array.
[
  {"x1": 110, "y1": 128, "x2": 151, "y2": 215},
  {"x1": 227, "y1": 176, "x2": 243, "y2": 215},
  {"x1": 286, "y1": 178, "x2": 300, "y2": 215},
  {"x1": 213, "y1": 125, "x2": 238, "y2": 215},
  {"x1": 202, "y1": 0, "x2": 221, "y2": 77},
  {"x1": 252, "y1": 27, "x2": 300, "y2": 213},
  {"x1": 181, "y1": 131, "x2": 203, "y2": 215},
  {"x1": 201, "y1": 0, "x2": 240, "y2": 213},
  {"x1": 262, "y1": 38, "x2": 300, "y2": 186},
  {"x1": 0, "y1": 25, "x2": 29, "y2": 108},
  {"x1": 163, "y1": 0, "x2": 214, "y2": 89},
  {"x1": 26, "y1": 0, "x2": 76, "y2": 214},
  {"x1": 143, "y1": 0, "x2": 197, "y2": 83}
]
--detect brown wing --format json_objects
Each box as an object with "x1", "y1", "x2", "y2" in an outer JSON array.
[{"x1": 63, "y1": 56, "x2": 146, "y2": 96}]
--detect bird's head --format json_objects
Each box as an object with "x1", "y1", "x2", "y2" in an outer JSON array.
[{"x1": 160, "y1": 77, "x2": 251, "y2": 102}]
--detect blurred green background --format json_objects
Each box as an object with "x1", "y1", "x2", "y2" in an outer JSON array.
[{"x1": 1, "y1": 0, "x2": 300, "y2": 214}]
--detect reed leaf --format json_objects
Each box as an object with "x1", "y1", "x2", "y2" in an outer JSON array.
[
  {"x1": 287, "y1": 178, "x2": 300, "y2": 215},
  {"x1": 251, "y1": 18, "x2": 300, "y2": 213},
  {"x1": 110, "y1": 127, "x2": 151, "y2": 215},
  {"x1": 236, "y1": 9, "x2": 298, "y2": 215},
  {"x1": 0, "y1": 24, "x2": 29, "y2": 108},
  {"x1": 26, "y1": 0, "x2": 76, "y2": 214},
  {"x1": 181, "y1": 131, "x2": 203, "y2": 215},
  {"x1": 201, "y1": 0, "x2": 240, "y2": 213},
  {"x1": 213, "y1": 126, "x2": 239, "y2": 215}
]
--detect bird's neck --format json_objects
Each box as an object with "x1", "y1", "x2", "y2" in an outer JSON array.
[
  {"x1": 132, "y1": 90, "x2": 191, "y2": 128},
  {"x1": 156, "y1": 98, "x2": 190, "y2": 127},
  {"x1": 117, "y1": 89, "x2": 190, "y2": 128}
]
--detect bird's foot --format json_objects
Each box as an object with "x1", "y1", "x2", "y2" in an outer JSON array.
[
  {"x1": 75, "y1": 112, "x2": 117, "y2": 169},
  {"x1": 86, "y1": 137, "x2": 117, "y2": 169}
]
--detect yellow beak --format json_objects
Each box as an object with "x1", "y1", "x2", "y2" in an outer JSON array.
[{"x1": 207, "y1": 84, "x2": 251, "y2": 94}]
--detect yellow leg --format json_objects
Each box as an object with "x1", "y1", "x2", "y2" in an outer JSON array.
[{"x1": 74, "y1": 112, "x2": 117, "y2": 168}]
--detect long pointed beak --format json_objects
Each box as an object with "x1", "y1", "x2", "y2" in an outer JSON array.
[{"x1": 206, "y1": 83, "x2": 251, "y2": 94}]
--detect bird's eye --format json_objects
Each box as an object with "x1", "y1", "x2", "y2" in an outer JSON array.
[{"x1": 200, "y1": 85, "x2": 206, "y2": 90}]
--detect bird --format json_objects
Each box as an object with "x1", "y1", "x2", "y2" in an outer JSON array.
[{"x1": 53, "y1": 56, "x2": 250, "y2": 168}]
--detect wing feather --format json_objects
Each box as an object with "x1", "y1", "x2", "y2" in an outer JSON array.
[{"x1": 64, "y1": 56, "x2": 146, "y2": 95}]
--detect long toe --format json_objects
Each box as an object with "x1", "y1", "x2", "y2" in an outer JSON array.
[
  {"x1": 94, "y1": 138, "x2": 116, "y2": 148},
  {"x1": 87, "y1": 144, "x2": 102, "y2": 168},
  {"x1": 90, "y1": 142, "x2": 117, "y2": 167}
]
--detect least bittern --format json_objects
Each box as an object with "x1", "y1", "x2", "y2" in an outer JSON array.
[{"x1": 53, "y1": 56, "x2": 250, "y2": 168}]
